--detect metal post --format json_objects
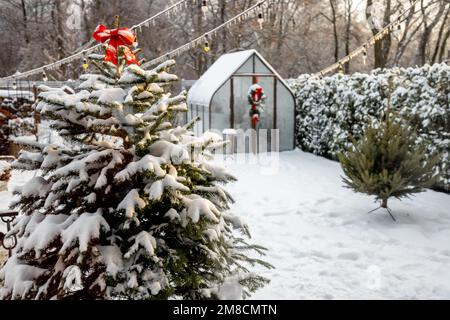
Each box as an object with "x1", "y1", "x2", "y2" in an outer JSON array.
[{"x1": 0, "y1": 211, "x2": 18, "y2": 257}]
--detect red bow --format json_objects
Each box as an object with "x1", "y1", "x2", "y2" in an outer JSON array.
[
  {"x1": 93, "y1": 24, "x2": 138, "y2": 66},
  {"x1": 252, "y1": 87, "x2": 263, "y2": 102}
]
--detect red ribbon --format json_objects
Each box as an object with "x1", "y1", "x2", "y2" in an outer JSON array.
[
  {"x1": 252, "y1": 87, "x2": 263, "y2": 103},
  {"x1": 251, "y1": 87, "x2": 263, "y2": 127},
  {"x1": 93, "y1": 24, "x2": 138, "y2": 66}
]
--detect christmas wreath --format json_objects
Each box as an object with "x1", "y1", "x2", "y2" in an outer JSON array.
[{"x1": 248, "y1": 84, "x2": 266, "y2": 127}]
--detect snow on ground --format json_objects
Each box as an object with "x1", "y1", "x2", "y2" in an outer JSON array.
[
  {"x1": 0, "y1": 150, "x2": 449, "y2": 299},
  {"x1": 218, "y1": 150, "x2": 450, "y2": 299}
]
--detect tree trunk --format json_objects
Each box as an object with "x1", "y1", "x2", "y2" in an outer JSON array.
[
  {"x1": 431, "y1": 5, "x2": 450, "y2": 64},
  {"x1": 417, "y1": 0, "x2": 446, "y2": 65},
  {"x1": 329, "y1": 0, "x2": 339, "y2": 63},
  {"x1": 393, "y1": 3, "x2": 420, "y2": 65},
  {"x1": 20, "y1": 0, "x2": 29, "y2": 44},
  {"x1": 381, "y1": 198, "x2": 388, "y2": 209},
  {"x1": 219, "y1": 0, "x2": 227, "y2": 53},
  {"x1": 381, "y1": 0, "x2": 391, "y2": 67},
  {"x1": 344, "y1": 0, "x2": 352, "y2": 73},
  {"x1": 54, "y1": 0, "x2": 67, "y2": 77},
  {"x1": 366, "y1": 0, "x2": 391, "y2": 69},
  {"x1": 438, "y1": 27, "x2": 450, "y2": 62}
]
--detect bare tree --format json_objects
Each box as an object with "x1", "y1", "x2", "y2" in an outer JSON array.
[
  {"x1": 344, "y1": 0, "x2": 353, "y2": 73},
  {"x1": 1, "y1": 0, "x2": 449, "y2": 80},
  {"x1": 431, "y1": 4, "x2": 450, "y2": 63},
  {"x1": 366, "y1": 0, "x2": 392, "y2": 69},
  {"x1": 416, "y1": 0, "x2": 447, "y2": 65}
]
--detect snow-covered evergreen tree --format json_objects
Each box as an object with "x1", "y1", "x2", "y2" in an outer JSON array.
[
  {"x1": 338, "y1": 108, "x2": 440, "y2": 221},
  {"x1": 0, "y1": 44, "x2": 270, "y2": 300}
]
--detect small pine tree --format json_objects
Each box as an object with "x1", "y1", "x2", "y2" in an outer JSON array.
[
  {"x1": 338, "y1": 80, "x2": 440, "y2": 221},
  {"x1": 0, "y1": 32, "x2": 271, "y2": 299}
]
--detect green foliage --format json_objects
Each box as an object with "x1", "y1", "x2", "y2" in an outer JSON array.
[{"x1": 338, "y1": 109, "x2": 440, "y2": 209}]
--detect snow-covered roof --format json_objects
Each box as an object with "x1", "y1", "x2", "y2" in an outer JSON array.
[{"x1": 187, "y1": 49, "x2": 292, "y2": 106}]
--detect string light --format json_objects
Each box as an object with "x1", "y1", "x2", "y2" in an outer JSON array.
[
  {"x1": 257, "y1": 12, "x2": 264, "y2": 29},
  {"x1": 314, "y1": 0, "x2": 419, "y2": 78},
  {"x1": 2, "y1": 0, "x2": 268, "y2": 81},
  {"x1": 12, "y1": 81, "x2": 17, "y2": 90},
  {"x1": 201, "y1": 0, "x2": 208, "y2": 16},
  {"x1": 0, "y1": 0, "x2": 191, "y2": 81},
  {"x1": 362, "y1": 45, "x2": 367, "y2": 65},
  {"x1": 42, "y1": 69, "x2": 48, "y2": 82},
  {"x1": 145, "y1": 0, "x2": 267, "y2": 67},
  {"x1": 393, "y1": 22, "x2": 402, "y2": 37},
  {"x1": 203, "y1": 35, "x2": 210, "y2": 52},
  {"x1": 257, "y1": 2, "x2": 264, "y2": 29},
  {"x1": 82, "y1": 58, "x2": 89, "y2": 71}
]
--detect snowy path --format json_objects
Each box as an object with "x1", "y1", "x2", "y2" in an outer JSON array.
[
  {"x1": 0, "y1": 151, "x2": 449, "y2": 299},
  {"x1": 219, "y1": 150, "x2": 450, "y2": 299}
]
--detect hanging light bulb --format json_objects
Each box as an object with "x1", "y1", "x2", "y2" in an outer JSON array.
[
  {"x1": 133, "y1": 33, "x2": 138, "y2": 48},
  {"x1": 201, "y1": 1, "x2": 208, "y2": 16},
  {"x1": 82, "y1": 58, "x2": 89, "y2": 71},
  {"x1": 203, "y1": 35, "x2": 210, "y2": 52},
  {"x1": 362, "y1": 46, "x2": 367, "y2": 65},
  {"x1": 12, "y1": 81, "x2": 17, "y2": 90},
  {"x1": 393, "y1": 22, "x2": 402, "y2": 37},
  {"x1": 42, "y1": 70, "x2": 48, "y2": 82},
  {"x1": 257, "y1": 12, "x2": 264, "y2": 29},
  {"x1": 338, "y1": 63, "x2": 344, "y2": 74}
]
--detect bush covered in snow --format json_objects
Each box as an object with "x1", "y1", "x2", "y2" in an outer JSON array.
[{"x1": 291, "y1": 63, "x2": 450, "y2": 192}]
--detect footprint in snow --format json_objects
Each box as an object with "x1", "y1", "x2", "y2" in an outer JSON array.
[
  {"x1": 315, "y1": 197, "x2": 333, "y2": 205},
  {"x1": 291, "y1": 250, "x2": 332, "y2": 260},
  {"x1": 440, "y1": 250, "x2": 450, "y2": 257},
  {"x1": 337, "y1": 252, "x2": 360, "y2": 261},
  {"x1": 309, "y1": 250, "x2": 332, "y2": 260},
  {"x1": 328, "y1": 211, "x2": 339, "y2": 218},
  {"x1": 264, "y1": 210, "x2": 288, "y2": 217}
]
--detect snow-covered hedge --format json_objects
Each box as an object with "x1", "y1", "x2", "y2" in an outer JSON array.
[{"x1": 291, "y1": 63, "x2": 450, "y2": 192}]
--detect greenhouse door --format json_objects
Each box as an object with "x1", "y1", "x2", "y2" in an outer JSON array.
[{"x1": 230, "y1": 74, "x2": 277, "y2": 151}]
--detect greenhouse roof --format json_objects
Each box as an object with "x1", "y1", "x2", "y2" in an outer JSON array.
[{"x1": 187, "y1": 49, "x2": 290, "y2": 106}]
